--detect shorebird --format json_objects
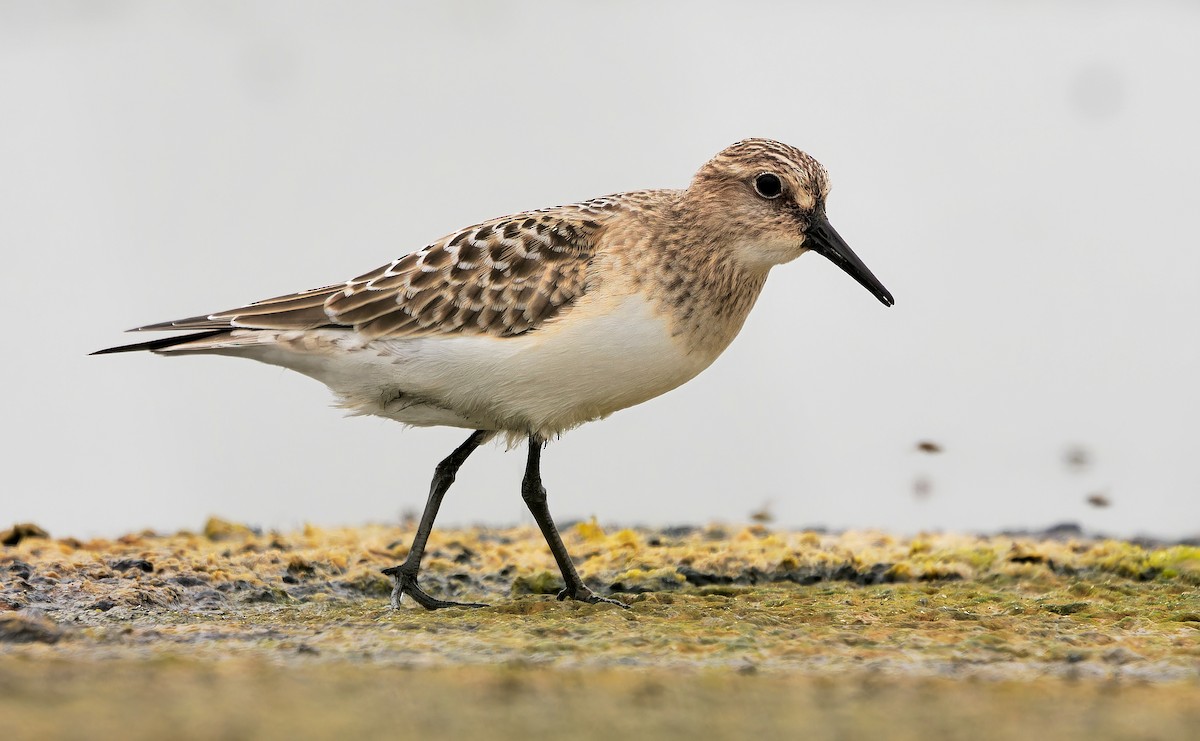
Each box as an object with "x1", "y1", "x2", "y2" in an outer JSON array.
[{"x1": 95, "y1": 138, "x2": 894, "y2": 610}]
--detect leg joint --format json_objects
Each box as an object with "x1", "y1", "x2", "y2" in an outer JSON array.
[
  {"x1": 521, "y1": 476, "x2": 546, "y2": 506},
  {"x1": 432, "y1": 460, "x2": 458, "y2": 486}
]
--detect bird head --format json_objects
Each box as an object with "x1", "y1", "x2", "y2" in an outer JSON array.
[{"x1": 685, "y1": 138, "x2": 894, "y2": 307}]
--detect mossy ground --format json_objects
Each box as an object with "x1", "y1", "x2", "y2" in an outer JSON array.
[{"x1": 2, "y1": 520, "x2": 1198, "y2": 739}]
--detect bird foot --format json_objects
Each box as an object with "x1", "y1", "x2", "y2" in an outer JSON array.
[
  {"x1": 556, "y1": 584, "x2": 630, "y2": 609},
  {"x1": 381, "y1": 565, "x2": 488, "y2": 610}
]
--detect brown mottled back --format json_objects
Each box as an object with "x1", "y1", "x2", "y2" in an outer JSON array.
[{"x1": 139, "y1": 204, "x2": 623, "y2": 340}]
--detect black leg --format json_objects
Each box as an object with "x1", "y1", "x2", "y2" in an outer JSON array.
[
  {"x1": 382, "y1": 430, "x2": 490, "y2": 610},
  {"x1": 521, "y1": 435, "x2": 629, "y2": 609}
]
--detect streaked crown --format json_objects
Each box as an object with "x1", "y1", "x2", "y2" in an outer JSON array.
[
  {"x1": 698, "y1": 138, "x2": 830, "y2": 204},
  {"x1": 682, "y1": 138, "x2": 834, "y2": 267}
]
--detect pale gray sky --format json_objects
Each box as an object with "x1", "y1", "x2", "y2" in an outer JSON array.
[{"x1": 2, "y1": 1, "x2": 1198, "y2": 539}]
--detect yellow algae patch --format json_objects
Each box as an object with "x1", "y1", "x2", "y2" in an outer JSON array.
[
  {"x1": 202, "y1": 517, "x2": 256, "y2": 541},
  {"x1": 1086, "y1": 542, "x2": 1200, "y2": 584},
  {"x1": 574, "y1": 518, "x2": 606, "y2": 542},
  {"x1": 609, "y1": 567, "x2": 686, "y2": 593},
  {"x1": 511, "y1": 570, "x2": 562, "y2": 596},
  {"x1": 0, "y1": 520, "x2": 1198, "y2": 685}
]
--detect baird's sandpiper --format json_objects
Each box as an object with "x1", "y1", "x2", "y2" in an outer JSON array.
[{"x1": 96, "y1": 138, "x2": 894, "y2": 610}]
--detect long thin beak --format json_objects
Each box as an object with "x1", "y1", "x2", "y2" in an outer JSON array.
[{"x1": 806, "y1": 215, "x2": 894, "y2": 307}]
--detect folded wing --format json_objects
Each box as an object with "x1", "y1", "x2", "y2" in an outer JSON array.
[{"x1": 130, "y1": 208, "x2": 606, "y2": 342}]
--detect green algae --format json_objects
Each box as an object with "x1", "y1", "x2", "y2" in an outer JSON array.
[
  {"x1": 4, "y1": 520, "x2": 1195, "y2": 676},
  {"x1": 2, "y1": 521, "x2": 1198, "y2": 738}
]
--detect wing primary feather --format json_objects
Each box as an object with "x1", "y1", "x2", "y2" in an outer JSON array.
[
  {"x1": 91, "y1": 330, "x2": 230, "y2": 355},
  {"x1": 129, "y1": 315, "x2": 227, "y2": 332}
]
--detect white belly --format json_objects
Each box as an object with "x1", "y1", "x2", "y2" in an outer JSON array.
[{"x1": 241, "y1": 295, "x2": 718, "y2": 439}]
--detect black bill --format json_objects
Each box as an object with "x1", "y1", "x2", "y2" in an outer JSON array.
[{"x1": 806, "y1": 214, "x2": 894, "y2": 307}]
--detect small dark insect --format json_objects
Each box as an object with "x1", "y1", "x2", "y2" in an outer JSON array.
[
  {"x1": 1085, "y1": 492, "x2": 1111, "y2": 508},
  {"x1": 1064, "y1": 445, "x2": 1091, "y2": 471},
  {"x1": 916, "y1": 441, "x2": 942, "y2": 454},
  {"x1": 912, "y1": 475, "x2": 933, "y2": 500},
  {"x1": 749, "y1": 501, "x2": 775, "y2": 524}
]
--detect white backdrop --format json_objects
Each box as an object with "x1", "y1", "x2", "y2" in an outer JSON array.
[{"x1": 2, "y1": 1, "x2": 1198, "y2": 539}]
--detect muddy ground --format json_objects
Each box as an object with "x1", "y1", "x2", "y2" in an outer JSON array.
[{"x1": 2, "y1": 520, "x2": 1197, "y2": 739}]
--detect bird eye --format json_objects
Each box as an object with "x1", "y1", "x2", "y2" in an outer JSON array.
[{"x1": 753, "y1": 173, "x2": 783, "y2": 199}]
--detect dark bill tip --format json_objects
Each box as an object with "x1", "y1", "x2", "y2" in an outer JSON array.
[{"x1": 806, "y1": 215, "x2": 894, "y2": 307}]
